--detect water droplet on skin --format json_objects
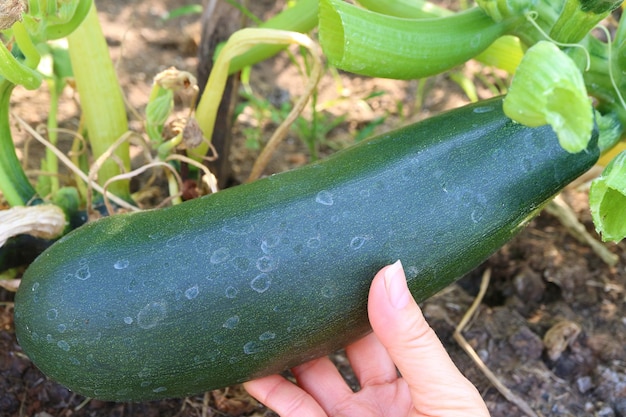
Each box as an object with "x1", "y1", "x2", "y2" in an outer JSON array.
[
  {"x1": 57, "y1": 324, "x2": 66, "y2": 333},
  {"x1": 137, "y1": 301, "x2": 167, "y2": 329},
  {"x1": 31, "y1": 282, "x2": 39, "y2": 291},
  {"x1": 57, "y1": 340, "x2": 70, "y2": 352},
  {"x1": 210, "y1": 247, "x2": 230, "y2": 264},
  {"x1": 256, "y1": 256, "x2": 278, "y2": 272},
  {"x1": 184, "y1": 285, "x2": 199, "y2": 300},
  {"x1": 315, "y1": 190, "x2": 334, "y2": 206},
  {"x1": 243, "y1": 341, "x2": 261, "y2": 355},
  {"x1": 223, "y1": 315, "x2": 240, "y2": 329},
  {"x1": 114, "y1": 259, "x2": 129, "y2": 270},
  {"x1": 69, "y1": 356, "x2": 81, "y2": 365},
  {"x1": 259, "y1": 331, "x2": 276, "y2": 341},
  {"x1": 153, "y1": 386, "x2": 167, "y2": 393},
  {"x1": 46, "y1": 309, "x2": 58, "y2": 320},
  {"x1": 225, "y1": 286, "x2": 238, "y2": 299},
  {"x1": 124, "y1": 317, "x2": 133, "y2": 325},
  {"x1": 75, "y1": 264, "x2": 91, "y2": 280},
  {"x1": 250, "y1": 274, "x2": 271, "y2": 293},
  {"x1": 350, "y1": 236, "x2": 368, "y2": 250}
]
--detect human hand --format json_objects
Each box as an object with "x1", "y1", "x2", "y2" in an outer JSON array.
[{"x1": 244, "y1": 261, "x2": 489, "y2": 417}]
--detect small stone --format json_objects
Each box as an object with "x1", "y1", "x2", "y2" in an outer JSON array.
[{"x1": 577, "y1": 376, "x2": 593, "y2": 394}]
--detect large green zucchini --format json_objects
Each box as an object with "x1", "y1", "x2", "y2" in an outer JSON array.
[{"x1": 14, "y1": 97, "x2": 599, "y2": 401}]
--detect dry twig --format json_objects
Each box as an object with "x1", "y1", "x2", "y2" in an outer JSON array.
[
  {"x1": 545, "y1": 194, "x2": 618, "y2": 266},
  {"x1": 454, "y1": 268, "x2": 540, "y2": 417}
]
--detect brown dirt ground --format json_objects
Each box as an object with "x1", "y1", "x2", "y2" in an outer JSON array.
[{"x1": 2, "y1": 1, "x2": 626, "y2": 416}]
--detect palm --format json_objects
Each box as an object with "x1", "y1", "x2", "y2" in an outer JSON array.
[{"x1": 317, "y1": 376, "x2": 413, "y2": 416}]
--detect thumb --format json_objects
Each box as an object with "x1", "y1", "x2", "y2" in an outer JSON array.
[{"x1": 368, "y1": 261, "x2": 489, "y2": 416}]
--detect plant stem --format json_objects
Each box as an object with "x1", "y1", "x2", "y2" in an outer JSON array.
[
  {"x1": 0, "y1": 80, "x2": 38, "y2": 205},
  {"x1": 67, "y1": 2, "x2": 131, "y2": 201},
  {"x1": 228, "y1": 0, "x2": 319, "y2": 74},
  {"x1": 45, "y1": 78, "x2": 60, "y2": 194},
  {"x1": 356, "y1": 0, "x2": 453, "y2": 18},
  {"x1": 319, "y1": 0, "x2": 514, "y2": 80},
  {"x1": 12, "y1": 22, "x2": 40, "y2": 69},
  {"x1": 0, "y1": 41, "x2": 41, "y2": 90}
]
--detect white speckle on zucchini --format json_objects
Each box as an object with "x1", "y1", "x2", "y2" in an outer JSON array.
[
  {"x1": 166, "y1": 235, "x2": 183, "y2": 248},
  {"x1": 259, "y1": 331, "x2": 276, "y2": 341},
  {"x1": 307, "y1": 237, "x2": 321, "y2": 249},
  {"x1": 243, "y1": 341, "x2": 261, "y2": 355},
  {"x1": 349, "y1": 236, "x2": 368, "y2": 250},
  {"x1": 57, "y1": 340, "x2": 70, "y2": 351},
  {"x1": 184, "y1": 285, "x2": 199, "y2": 300},
  {"x1": 250, "y1": 273, "x2": 271, "y2": 293},
  {"x1": 123, "y1": 316, "x2": 133, "y2": 325},
  {"x1": 46, "y1": 308, "x2": 58, "y2": 320},
  {"x1": 75, "y1": 264, "x2": 91, "y2": 280},
  {"x1": 225, "y1": 286, "x2": 238, "y2": 299},
  {"x1": 210, "y1": 247, "x2": 230, "y2": 264},
  {"x1": 222, "y1": 219, "x2": 254, "y2": 235},
  {"x1": 136, "y1": 301, "x2": 167, "y2": 329},
  {"x1": 222, "y1": 315, "x2": 240, "y2": 329},
  {"x1": 113, "y1": 259, "x2": 130, "y2": 270},
  {"x1": 315, "y1": 190, "x2": 334, "y2": 206},
  {"x1": 256, "y1": 256, "x2": 277, "y2": 272}
]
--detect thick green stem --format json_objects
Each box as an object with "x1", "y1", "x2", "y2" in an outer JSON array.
[
  {"x1": 319, "y1": 0, "x2": 514, "y2": 80},
  {"x1": 45, "y1": 78, "x2": 60, "y2": 194},
  {"x1": 67, "y1": 2, "x2": 131, "y2": 201},
  {"x1": 0, "y1": 80, "x2": 38, "y2": 205},
  {"x1": 0, "y1": 41, "x2": 42, "y2": 90},
  {"x1": 227, "y1": 0, "x2": 318, "y2": 74},
  {"x1": 12, "y1": 22, "x2": 40, "y2": 69},
  {"x1": 356, "y1": 0, "x2": 453, "y2": 18}
]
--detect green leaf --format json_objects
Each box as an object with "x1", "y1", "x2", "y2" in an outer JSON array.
[
  {"x1": 162, "y1": 5, "x2": 203, "y2": 20},
  {"x1": 503, "y1": 41, "x2": 593, "y2": 153},
  {"x1": 590, "y1": 151, "x2": 626, "y2": 242}
]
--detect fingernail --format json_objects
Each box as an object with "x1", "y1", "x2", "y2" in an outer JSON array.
[{"x1": 384, "y1": 260, "x2": 410, "y2": 309}]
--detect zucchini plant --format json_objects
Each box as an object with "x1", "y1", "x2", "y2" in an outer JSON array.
[{"x1": 3, "y1": 0, "x2": 626, "y2": 403}]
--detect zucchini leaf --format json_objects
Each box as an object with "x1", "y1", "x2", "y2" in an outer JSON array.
[
  {"x1": 503, "y1": 41, "x2": 593, "y2": 153},
  {"x1": 590, "y1": 151, "x2": 626, "y2": 242}
]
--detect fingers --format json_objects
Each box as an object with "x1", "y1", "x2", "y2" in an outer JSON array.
[
  {"x1": 345, "y1": 332, "x2": 398, "y2": 387},
  {"x1": 368, "y1": 261, "x2": 490, "y2": 416},
  {"x1": 243, "y1": 374, "x2": 326, "y2": 417},
  {"x1": 291, "y1": 356, "x2": 353, "y2": 412}
]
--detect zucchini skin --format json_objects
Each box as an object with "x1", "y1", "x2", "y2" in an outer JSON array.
[{"x1": 14, "y1": 97, "x2": 598, "y2": 401}]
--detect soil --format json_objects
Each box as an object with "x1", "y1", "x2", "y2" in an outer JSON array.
[{"x1": 2, "y1": 1, "x2": 626, "y2": 417}]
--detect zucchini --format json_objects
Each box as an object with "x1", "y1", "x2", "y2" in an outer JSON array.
[{"x1": 14, "y1": 97, "x2": 599, "y2": 401}]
